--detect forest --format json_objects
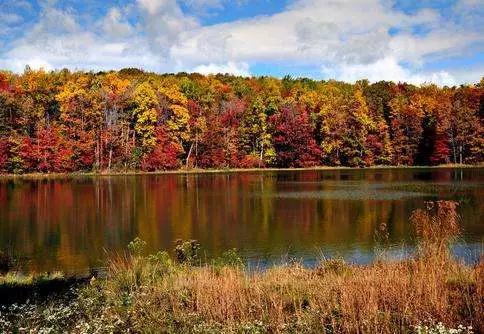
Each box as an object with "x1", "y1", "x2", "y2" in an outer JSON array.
[{"x1": 0, "y1": 67, "x2": 482, "y2": 173}]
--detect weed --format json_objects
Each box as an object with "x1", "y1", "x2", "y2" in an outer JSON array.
[{"x1": 175, "y1": 239, "x2": 201, "y2": 265}]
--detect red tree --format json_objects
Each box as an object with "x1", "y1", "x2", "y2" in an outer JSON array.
[
  {"x1": 430, "y1": 133, "x2": 451, "y2": 165},
  {"x1": 270, "y1": 103, "x2": 321, "y2": 167},
  {"x1": 141, "y1": 126, "x2": 183, "y2": 171},
  {"x1": 197, "y1": 120, "x2": 228, "y2": 168},
  {"x1": 34, "y1": 126, "x2": 74, "y2": 172},
  {"x1": 0, "y1": 139, "x2": 8, "y2": 172}
]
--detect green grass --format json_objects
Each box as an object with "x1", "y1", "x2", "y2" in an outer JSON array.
[{"x1": 0, "y1": 271, "x2": 64, "y2": 287}]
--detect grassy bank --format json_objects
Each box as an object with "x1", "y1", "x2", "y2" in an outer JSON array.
[
  {"x1": 0, "y1": 164, "x2": 481, "y2": 180},
  {"x1": 0, "y1": 202, "x2": 482, "y2": 333},
  {"x1": 0, "y1": 272, "x2": 90, "y2": 305}
]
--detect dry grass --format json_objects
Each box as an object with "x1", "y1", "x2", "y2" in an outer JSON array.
[
  {"x1": 1, "y1": 201, "x2": 481, "y2": 333},
  {"x1": 72, "y1": 201, "x2": 482, "y2": 333},
  {"x1": 78, "y1": 255, "x2": 481, "y2": 333}
]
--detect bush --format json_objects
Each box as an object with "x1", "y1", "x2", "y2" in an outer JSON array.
[
  {"x1": 0, "y1": 251, "x2": 13, "y2": 274},
  {"x1": 174, "y1": 239, "x2": 201, "y2": 265},
  {"x1": 316, "y1": 258, "x2": 350, "y2": 276},
  {"x1": 147, "y1": 250, "x2": 173, "y2": 268},
  {"x1": 212, "y1": 248, "x2": 244, "y2": 269},
  {"x1": 127, "y1": 237, "x2": 147, "y2": 255}
]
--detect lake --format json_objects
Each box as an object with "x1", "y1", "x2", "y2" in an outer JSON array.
[{"x1": 0, "y1": 168, "x2": 482, "y2": 274}]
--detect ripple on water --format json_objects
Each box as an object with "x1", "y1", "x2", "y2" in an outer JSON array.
[{"x1": 268, "y1": 189, "x2": 429, "y2": 200}]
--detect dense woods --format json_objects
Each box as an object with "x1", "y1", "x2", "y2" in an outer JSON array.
[{"x1": 0, "y1": 68, "x2": 482, "y2": 173}]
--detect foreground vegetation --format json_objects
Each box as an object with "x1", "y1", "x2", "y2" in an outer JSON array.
[
  {"x1": 1, "y1": 201, "x2": 482, "y2": 333},
  {"x1": 1, "y1": 69, "x2": 482, "y2": 175}
]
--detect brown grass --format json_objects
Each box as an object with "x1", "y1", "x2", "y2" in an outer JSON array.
[
  {"x1": 71, "y1": 201, "x2": 483, "y2": 333},
  {"x1": 1, "y1": 201, "x2": 481, "y2": 333},
  {"x1": 79, "y1": 257, "x2": 482, "y2": 333}
]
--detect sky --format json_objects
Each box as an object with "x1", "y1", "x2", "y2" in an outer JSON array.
[{"x1": 0, "y1": 0, "x2": 483, "y2": 85}]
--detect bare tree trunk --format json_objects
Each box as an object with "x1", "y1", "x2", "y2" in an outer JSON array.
[
  {"x1": 124, "y1": 127, "x2": 129, "y2": 169},
  {"x1": 450, "y1": 131, "x2": 456, "y2": 164},
  {"x1": 108, "y1": 148, "x2": 113, "y2": 170},
  {"x1": 36, "y1": 134, "x2": 42, "y2": 171},
  {"x1": 195, "y1": 134, "x2": 198, "y2": 169},
  {"x1": 95, "y1": 140, "x2": 99, "y2": 171},
  {"x1": 186, "y1": 142, "x2": 194, "y2": 169},
  {"x1": 99, "y1": 131, "x2": 103, "y2": 171}
]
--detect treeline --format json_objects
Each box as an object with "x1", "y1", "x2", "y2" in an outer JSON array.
[{"x1": 0, "y1": 68, "x2": 482, "y2": 173}]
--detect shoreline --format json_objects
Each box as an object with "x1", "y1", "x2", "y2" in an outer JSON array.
[
  {"x1": 1, "y1": 202, "x2": 482, "y2": 332},
  {"x1": 0, "y1": 164, "x2": 482, "y2": 179},
  {"x1": 1, "y1": 240, "x2": 482, "y2": 332}
]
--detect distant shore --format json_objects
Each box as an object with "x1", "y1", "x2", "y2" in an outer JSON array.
[{"x1": 0, "y1": 164, "x2": 482, "y2": 179}]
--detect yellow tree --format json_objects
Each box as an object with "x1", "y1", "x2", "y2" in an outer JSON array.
[
  {"x1": 340, "y1": 84, "x2": 375, "y2": 166},
  {"x1": 132, "y1": 82, "x2": 158, "y2": 154},
  {"x1": 318, "y1": 82, "x2": 348, "y2": 165},
  {"x1": 388, "y1": 89, "x2": 424, "y2": 165},
  {"x1": 56, "y1": 74, "x2": 102, "y2": 170},
  {"x1": 100, "y1": 72, "x2": 131, "y2": 169},
  {"x1": 158, "y1": 84, "x2": 191, "y2": 157},
  {"x1": 361, "y1": 81, "x2": 394, "y2": 165},
  {"x1": 239, "y1": 96, "x2": 276, "y2": 166},
  {"x1": 18, "y1": 67, "x2": 59, "y2": 131}
]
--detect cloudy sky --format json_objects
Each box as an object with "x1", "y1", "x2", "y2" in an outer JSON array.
[{"x1": 0, "y1": 0, "x2": 483, "y2": 85}]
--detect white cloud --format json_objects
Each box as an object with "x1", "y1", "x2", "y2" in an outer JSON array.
[
  {"x1": 193, "y1": 61, "x2": 250, "y2": 76},
  {"x1": 0, "y1": 4, "x2": 160, "y2": 72},
  {"x1": 0, "y1": 0, "x2": 481, "y2": 85},
  {"x1": 136, "y1": 0, "x2": 170, "y2": 15},
  {"x1": 137, "y1": 0, "x2": 199, "y2": 50},
  {"x1": 171, "y1": 0, "x2": 482, "y2": 85},
  {"x1": 389, "y1": 30, "x2": 482, "y2": 65},
  {"x1": 33, "y1": 7, "x2": 79, "y2": 34},
  {"x1": 452, "y1": 0, "x2": 484, "y2": 29},
  {"x1": 0, "y1": 58, "x2": 53, "y2": 72},
  {"x1": 322, "y1": 56, "x2": 460, "y2": 86},
  {"x1": 101, "y1": 8, "x2": 134, "y2": 39},
  {"x1": 170, "y1": 0, "x2": 447, "y2": 66}
]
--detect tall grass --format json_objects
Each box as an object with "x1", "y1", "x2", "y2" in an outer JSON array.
[{"x1": 1, "y1": 201, "x2": 482, "y2": 333}]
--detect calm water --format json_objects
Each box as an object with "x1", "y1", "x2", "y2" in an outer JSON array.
[{"x1": 0, "y1": 168, "x2": 483, "y2": 273}]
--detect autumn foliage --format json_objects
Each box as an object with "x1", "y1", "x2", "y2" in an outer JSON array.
[{"x1": 0, "y1": 68, "x2": 482, "y2": 173}]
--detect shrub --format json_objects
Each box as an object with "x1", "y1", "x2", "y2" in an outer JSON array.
[
  {"x1": 212, "y1": 248, "x2": 244, "y2": 269},
  {"x1": 127, "y1": 237, "x2": 147, "y2": 255},
  {"x1": 174, "y1": 239, "x2": 201, "y2": 265},
  {"x1": 147, "y1": 250, "x2": 173, "y2": 268},
  {"x1": 316, "y1": 258, "x2": 350, "y2": 276},
  {"x1": 0, "y1": 251, "x2": 13, "y2": 274}
]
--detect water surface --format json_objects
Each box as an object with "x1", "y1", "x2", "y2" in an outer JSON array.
[{"x1": 0, "y1": 168, "x2": 482, "y2": 273}]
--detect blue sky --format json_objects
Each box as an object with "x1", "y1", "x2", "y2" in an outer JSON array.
[{"x1": 0, "y1": 0, "x2": 482, "y2": 85}]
